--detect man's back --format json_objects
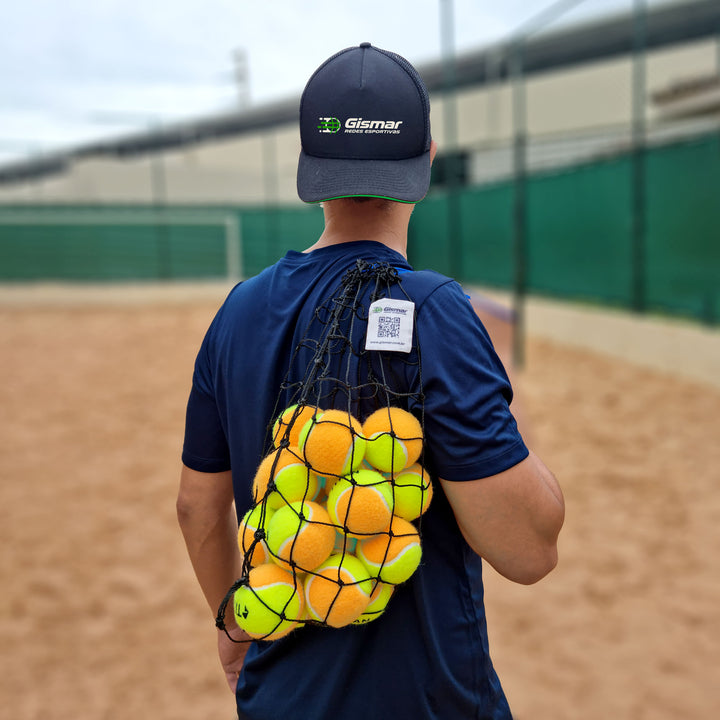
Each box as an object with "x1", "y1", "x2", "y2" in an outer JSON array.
[{"x1": 184, "y1": 240, "x2": 521, "y2": 719}]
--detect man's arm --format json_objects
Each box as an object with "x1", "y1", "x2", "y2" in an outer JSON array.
[
  {"x1": 440, "y1": 451, "x2": 564, "y2": 585},
  {"x1": 460, "y1": 293, "x2": 562, "y2": 580},
  {"x1": 176, "y1": 465, "x2": 251, "y2": 691}
]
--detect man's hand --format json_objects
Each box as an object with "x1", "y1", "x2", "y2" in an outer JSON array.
[
  {"x1": 218, "y1": 625, "x2": 252, "y2": 693},
  {"x1": 177, "y1": 465, "x2": 248, "y2": 689}
]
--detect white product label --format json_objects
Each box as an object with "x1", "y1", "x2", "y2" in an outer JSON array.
[{"x1": 365, "y1": 299, "x2": 415, "y2": 353}]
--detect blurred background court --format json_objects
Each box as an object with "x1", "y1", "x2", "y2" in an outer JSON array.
[{"x1": 1, "y1": 1, "x2": 719, "y2": 718}]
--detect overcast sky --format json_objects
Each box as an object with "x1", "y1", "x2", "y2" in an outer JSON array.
[{"x1": 1, "y1": 0, "x2": 651, "y2": 164}]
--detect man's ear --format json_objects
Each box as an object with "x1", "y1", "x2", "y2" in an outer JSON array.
[{"x1": 429, "y1": 139, "x2": 438, "y2": 165}]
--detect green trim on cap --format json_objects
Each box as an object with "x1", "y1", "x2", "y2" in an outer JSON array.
[{"x1": 308, "y1": 193, "x2": 419, "y2": 204}]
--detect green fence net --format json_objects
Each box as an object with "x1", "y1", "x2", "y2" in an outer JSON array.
[{"x1": 1, "y1": 133, "x2": 718, "y2": 325}]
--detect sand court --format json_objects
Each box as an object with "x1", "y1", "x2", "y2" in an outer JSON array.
[{"x1": 1, "y1": 283, "x2": 718, "y2": 719}]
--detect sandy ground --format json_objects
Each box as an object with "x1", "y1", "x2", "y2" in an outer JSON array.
[{"x1": 1, "y1": 283, "x2": 719, "y2": 720}]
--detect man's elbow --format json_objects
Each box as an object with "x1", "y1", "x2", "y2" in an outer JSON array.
[
  {"x1": 513, "y1": 545, "x2": 559, "y2": 585},
  {"x1": 488, "y1": 543, "x2": 559, "y2": 585},
  {"x1": 512, "y1": 490, "x2": 564, "y2": 584}
]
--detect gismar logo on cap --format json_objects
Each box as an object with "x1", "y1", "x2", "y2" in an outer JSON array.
[
  {"x1": 317, "y1": 117, "x2": 341, "y2": 133},
  {"x1": 318, "y1": 117, "x2": 403, "y2": 135}
]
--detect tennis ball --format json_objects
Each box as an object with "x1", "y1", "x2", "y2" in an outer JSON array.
[
  {"x1": 327, "y1": 469, "x2": 394, "y2": 537},
  {"x1": 272, "y1": 405, "x2": 318, "y2": 448},
  {"x1": 265, "y1": 500, "x2": 335, "y2": 572},
  {"x1": 352, "y1": 581, "x2": 394, "y2": 625},
  {"x1": 304, "y1": 554, "x2": 373, "y2": 628},
  {"x1": 252, "y1": 446, "x2": 319, "y2": 510},
  {"x1": 233, "y1": 563, "x2": 304, "y2": 640},
  {"x1": 237, "y1": 504, "x2": 275, "y2": 566},
  {"x1": 356, "y1": 517, "x2": 422, "y2": 585},
  {"x1": 391, "y1": 463, "x2": 433, "y2": 520},
  {"x1": 298, "y1": 409, "x2": 366, "y2": 478},
  {"x1": 362, "y1": 407, "x2": 423, "y2": 474}
]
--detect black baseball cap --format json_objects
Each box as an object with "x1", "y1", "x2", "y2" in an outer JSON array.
[{"x1": 297, "y1": 43, "x2": 432, "y2": 204}]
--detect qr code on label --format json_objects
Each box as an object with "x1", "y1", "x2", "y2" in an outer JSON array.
[{"x1": 377, "y1": 316, "x2": 401, "y2": 338}]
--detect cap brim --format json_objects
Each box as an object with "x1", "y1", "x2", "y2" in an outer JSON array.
[{"x1": 297, "y1": 150, "x2": 431, "y2": 204}]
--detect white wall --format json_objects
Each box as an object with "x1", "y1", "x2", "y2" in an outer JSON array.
[{"x1": 1, "y1": 37, "x2": 717, "y2": 204}]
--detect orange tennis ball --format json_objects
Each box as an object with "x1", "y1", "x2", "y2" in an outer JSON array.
[
  {"x1": 237, "y1": 504, "x2": 275, "y2": 566},
  {"x1": 265, "y1": 500, "x2": 335, "y2": 573},
  {"x1": 252, "y1": 446, "x2": 319, "y2": 509},
  {"x1": 272, "y1": 404, "x2": 318, "y2": 448},
  {"x1": 298, "y1": 409, "x2": 366, "y2": 477},
  {"x1": 356, "y1": 517, "x2": 422, "y2": 585},
  {"x1": 362, "y1": 407, "x2": 423, "y2": 474},
  {"x1": 326, "y1": 469, "x2": 393, "y2": 537},
  {"x1": 233, "y1": 564, "x2": 304, "y2": 640},
  {"x1": 391, "y1": 463, "x2": 433, "y2": 520},
  {"x1": 304, "y1": 554, "x2": 373, "y2": 628}
]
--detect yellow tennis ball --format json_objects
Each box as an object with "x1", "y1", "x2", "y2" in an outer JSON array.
[
  {"x1": 356, "y1": 517, "x2": 422, "y2": 585},
  {"x1": 362, "y1": 407, "x2": 423, "y2": 474},
  {"x1": 272, "y1": 405, "x2": 318, "y2": 448},
  {"x1": 237, "y1": 504, "x2": 275, "y2": 566},
  {"x1": 352, "y1": 581, "x2": 394, "y2": 625},
  {"x1": 304, "y1": 554, "x2": 373, "y2": 628},
  {"x1": 233, "y1": 563, "x2": 304, "y2": 640},
  {"x1": 391, "y1": 463, "x2": 433, "y2": 520},
  {"x1": 265, "y1": 500, "x2": 335, "y2": 573},
  {"x1": 327, "y1": 469, "x2": 394, "y2": 537},
  {"x1": 252, "y1": 446, "x2": 319, "y2": 510},
  {"x1": 298, "y1": 409, "x2": 366, "y2": 477}
]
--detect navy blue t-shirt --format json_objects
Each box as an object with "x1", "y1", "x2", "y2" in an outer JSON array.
[{"x1": 183, "y1": 241, "x2": 527, "y2": 720}]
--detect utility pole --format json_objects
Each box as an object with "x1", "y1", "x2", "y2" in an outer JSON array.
[
  {"x1": 510, "y1": 40, "x2": 528, "y2": 369},
  {"x1": 439, "y1": 0, "x2": 462, "y2": 280},
  {"x1": 234, "y1": 49, "x2": 251, "y2": 109},
  {"x1": 505, "y1": 0, "x2": 588, "y2": 369}
]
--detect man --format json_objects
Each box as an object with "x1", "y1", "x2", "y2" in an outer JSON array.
[{"x1": 177, "y1": 43, "x2": 564, "y2": 720}]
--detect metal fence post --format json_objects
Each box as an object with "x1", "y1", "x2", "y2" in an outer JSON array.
[
  {"x1": 511, "y1": 40, "x2": 528, "y2": 370},
  {"x1": 631, "y1": 0, "x2": 648, "y2": 313}
]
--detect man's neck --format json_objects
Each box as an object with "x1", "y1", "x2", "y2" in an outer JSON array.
[{"x1": 304, "y1": 198, "x2": 413, "y2": 257}]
